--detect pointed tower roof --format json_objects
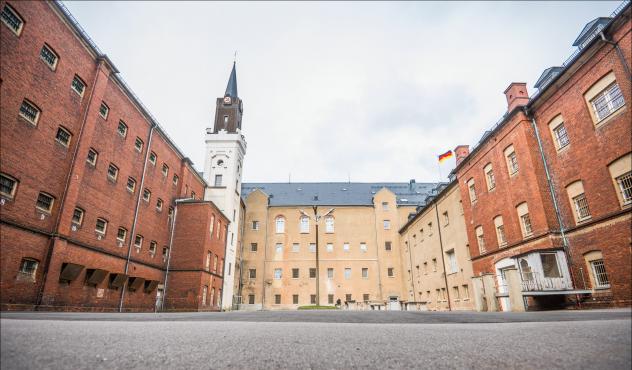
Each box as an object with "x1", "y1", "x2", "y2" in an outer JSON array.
[{"x1": 224, "y1": 62, "x2": 238, "y2": 98}]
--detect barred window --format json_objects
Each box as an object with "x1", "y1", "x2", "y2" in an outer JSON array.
[
  {"x1": 521, "y1": 214, "x2": 533, "y2": 236},
  {"x1": 19, "y1": 99, "x2": 40, "y2": 125},
  {"x1": 496, "y1": 224, "x2": 506, "y2": 247},
  {"x1": 107, "y1": 163, "x2": 119, "y2": 181},
  {"x1": 573, "y1": 193, "x2": 591, "y2": 221},
  {"x1": 507, "y1": 151, "x2": 519, "y2": 175},
  {"x1": 590, "y1": 259, "x2": 610, "y2": 289},
  {"x1": 86, "y1": 148, "x2": 98, "y2": 166},
  {"x1": 117, "y1": 227, "x2": 127, "y2": 242},
  {"x1": 156, "y1": 198, "x2": 163, "y2": 212},
  {"x1": 616, "y1": 172, "x2": 632, "y2": 205},
  {"x1": 18, "y1": 259, "x2": 38, "y2": 279},
  {"x1": 99, "y1": 102, "x2": 109, "y2": 119},
  {"x1": 36, "y1": 192, "x2": 54, "y2": 212},
  {"x1": 485, "y1": 167, "x2": 495, "y2": 191},
  {"x1": 553, "y1": 123, "x2": 570, "y2": 149},
  {"x1": 0, "y1": 173, "x2": 18, "y2": 199},
  {"x1": 40, "y1": 44, "x2": 58, "y2": 70},
  {"x1": 126, "y1": 177, "x2": 136, "y2": 193},
  {"x1": 149, "y1": 152, "x2": 157, "y2": 165},
  {"x1": 55, "y1": 126, "x2": 72, "y2": 147},
  {"x1": 117, "y1": 121, "x2": 128, "y2": 138},
  {"x1": 71, "y1": 207, "x2": 84, "y2": 225},
  {"x1": 71, "y1": 75, "x2": 86, "y2": 96},
  {"x1": 143, "y1": 188, "x2": 151, "y2": 202},
  {"x1": 1, "y1": 4, "x2": 24, "y2": 36},
  {"x1": 134, "y1": 137, "x2": 144, "y2": 152},
  {"x1": 591, "y1": 83, "x2": 625, "y2": 122},
  {"x1": 95, "y1": 218, "x2": 107, "y2": 234},
  {"x1": 162, "y1": 164, "x2": 169, "y2": 177}
]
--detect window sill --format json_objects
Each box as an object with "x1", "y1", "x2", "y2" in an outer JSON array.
[
  {"x1": 556, "y1": 144, "x2": 571, "y2": 154},
  {"x1": 18, "y1": 115, "x2": 38, "y2": 127},
  {"x1": 35, "y1": 207, "x2": 52, "y2": 215},
  {"x1": 594, "y1": 106, "x2": 626, "y2": 128},
  {"x1": 576, "y1": 217, "x2": 592, "y2": 225}
]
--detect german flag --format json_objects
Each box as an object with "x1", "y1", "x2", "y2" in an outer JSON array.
[{"x1": 438, "y1": 150, "x2": 453, "y2": 163}]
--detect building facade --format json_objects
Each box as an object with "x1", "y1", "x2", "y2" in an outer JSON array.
[
  {"x1": 0, "y1": 0, "x2": 228, "y2": 311},
  {"x1": 455, "y1": 3, "x2": 631, "y2": 310},
  {"x1": 399, "y1": 182, "x2": 475, "y2": 311},
  {"x1": 236, "y1": 182, "x2": 436, "y2": 309}
]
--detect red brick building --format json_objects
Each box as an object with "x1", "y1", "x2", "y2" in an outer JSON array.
[
  {"x1": 455, "y1": 3, "x2": 631, "y2": 310},
  {"x1": 0, "y1": 1, "x2": 228, "y2": 311}
]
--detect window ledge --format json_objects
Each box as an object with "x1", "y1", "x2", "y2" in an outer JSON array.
[
  {"x1": 595, "y1": 106, "x2": 626, "y2": 128},
  {"x1": 556, "y1": 144, "x2": 571, "y2": 154}
]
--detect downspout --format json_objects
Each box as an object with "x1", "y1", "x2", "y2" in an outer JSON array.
[
  {"x1": 118, "y1": 123, "x2": 156, "y2": 312},
  {"x1": 434, "y1": 202, "x2": 452, "y2": 311},
  {"x1": 36, "y1": 59, "x2": 104, "y2": 306},
  {"x1": 161, "y1": 198, "x2": 183, "y2": 311},
  {"x1": 405, "y1": 228, "x2": 416, "y2": 303},
  {"x1": 261, "y1": 203, "x2": 269, "y2": 308},
  {"x1": 600, "y1": 31, "x2": 632, "y2": 81},
  {"x1": 524, "y1": 108, "x2": 577, "y2": 290},
  {"x1": 372, "y1": 204, "x2": 384, "y2": 303}
]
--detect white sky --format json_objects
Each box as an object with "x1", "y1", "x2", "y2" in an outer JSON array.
[{"x1": 63, "y1": 1, "x2": 620, "y2": 183}]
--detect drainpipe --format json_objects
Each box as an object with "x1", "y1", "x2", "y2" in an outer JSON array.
[
  {"x1": 434, "y1": 202, "x2": 452, "y2": 311},
  {"x1": 405, "y1": 230, "x2": 416, "y2": 303},
  {"x1": 524, "y1": 108, "x2": 577, "y2": 294},
  {"x1": 261, "y1": 203, "x2": 269, "y2": 308},
  {"x1": 600, "y1": 31, "x2": 632, "y2": 82},
  {"x1": 118, "y1": 123, "x2": 156, "y2": 312},
  {"x1": 36, "y1": 59, "x2": 105, "y2": 306}
]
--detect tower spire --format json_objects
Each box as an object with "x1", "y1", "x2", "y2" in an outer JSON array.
[{"x1": 224, "y1": 62, "x2": 238, "y2": 98}]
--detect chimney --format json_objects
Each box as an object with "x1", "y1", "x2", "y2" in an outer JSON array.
[
  {"x1": 503, "y1": 82, "x2": 529, "y2": 112},
  {"x1": 454, "y1": 145, "x2": 470, "y2": 166}
]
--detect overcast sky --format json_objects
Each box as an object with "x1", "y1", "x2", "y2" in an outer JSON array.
[{"x1": 64, "y1": 1, "x2": 620, "y2": 183}]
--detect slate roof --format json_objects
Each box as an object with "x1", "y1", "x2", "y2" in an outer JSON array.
[
  {"x1": 241, "y1": 181, "x2": 440, "y2": 207},
  {"x1": 572, "y1": 17, "x2": 611, "y2": 47},
  {"x1": 225, "y1": 62, "x2": 238, "y2": 98}
]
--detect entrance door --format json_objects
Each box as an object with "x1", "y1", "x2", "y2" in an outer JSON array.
[
  {"x1": 388, "y1": 296, "x2": 400, "y2": 311},
  {"x1": 155, "y1": 288, "x2": 164, "y2": 312},
  {"x1": 495, "y1": 258, "x2": 515, "y2": 312}
]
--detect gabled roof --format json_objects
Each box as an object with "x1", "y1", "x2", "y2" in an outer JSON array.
[
  {"x1": 225, "y1": 62, "x2": 238, "y2": 98},
  {"x1": 241, "y1": 182, "x2": 438, "y2": 207},
  {"x1": 534, "y1": 66, "x2": 564, "y2": 89},
  {"x1": 572, "y1": 17, "x2": 611, "y2": 48}
]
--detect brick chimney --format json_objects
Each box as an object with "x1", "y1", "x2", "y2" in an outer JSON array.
[
  {"x1": 503, "y1": 82, "x2": 529, "y2": 112},
  {"x1": 454, "y1": 145, "x2": 470, "y2": 166}
]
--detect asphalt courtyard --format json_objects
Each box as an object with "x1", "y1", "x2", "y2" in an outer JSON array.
[{"x1": 1, "y1": 309, "x2": 630, "y2": 369}]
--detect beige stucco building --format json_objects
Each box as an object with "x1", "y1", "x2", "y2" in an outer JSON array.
[
  {"x1": 399, "y1": 181, "x2": 475, "y2": 311},
  {"x1": 234, "y1": 181, "x2": 438, "y2": 310}
]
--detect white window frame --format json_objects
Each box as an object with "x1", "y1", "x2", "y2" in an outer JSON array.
[
  {"x1": 134, "y1": 234, "x2": 143, "y2": 249},
  {"x1": 71, "y1": 75, "x2": 86, "y2": 97},
  {"x1": 117, "y1": 227, "x2": 127, "y2": 242},
  {"x1": 40, "y1": 43, "x2": 58, "y2": 71},
  {"x1": 95, "y1": 218, "x2": 108, "y2": 235},
  {"x1": 0, "y1": 173, "x2": 18, "y2": 199},
  {"x1": 360, "y1": 242, "x2": 367, "y2": 253},
  {"x1": 274, "y1": 268, "x2": 282, "y2": 280},
  {"x1": 1, "y1": 4, "x2": 24, "y2": 36},
  {"x1": 117, "y1": 120, "x2": 128, "y2": 138},
  {"x1": 134, "y1": 137, "x2": 144, "y2": 152},
  {"x1": 35, "y1": 192, "x2": 54, "y2": 213},
  {"x1": 71, "y1": 207, "x2": 84, "y2": 226},
  {"x1": 54, "y1": 126, "x2": 72, "y2": 148},
  {"x1": 107, "y1": 163, "x2": 119, "y2": 182},
  {"x1": 300, "y1": 216, "x2": 309, "y2": 233},
  {"x1": 446, "y1": 250, "x2": 458, "y2": 274},
  {"x1": 126, "y1": 177, "x2": 136, "y2": 193},
  {"x1": 275, "y1": 216, "x2": 285, "y2": 233},
  {"x1": 143, "y1": 188, "x2": 151, "y2": 202},
  {"x1": 325, "y1": 216, "x2": 334, "y2": 233},
  {"x1": 99, "y1": 101, "x2": 109, "y2": 120},
  {"x1": 484, "y1": 163, "x2": 495, "y2": 191},
  {"x1": 19, "y1": 99, "x2": 40, "y2": 125},
  {"x1": 86, "y1": 148, "x2": 98, "y2": 166}
]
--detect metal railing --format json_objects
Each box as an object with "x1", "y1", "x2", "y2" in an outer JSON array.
[{"x1": 520, "y1": 271, "x2": 573, "y2": 291}]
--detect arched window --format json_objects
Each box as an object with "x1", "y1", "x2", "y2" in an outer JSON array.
[
  {"x1": 300, "y1": 216, "x2": 309, "y2": 233},
  {"x1": 275, "y1": 216, "x2": 285, "y2": 234},
  {"x1": 325, "y1": 216, "x2": 334, "y2": 233}
]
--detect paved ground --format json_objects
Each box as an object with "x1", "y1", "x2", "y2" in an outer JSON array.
[{"x1": 1, "y1": 309, "x2": 630, "y2": 369}]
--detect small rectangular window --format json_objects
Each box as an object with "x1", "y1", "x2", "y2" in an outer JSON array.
[
  {"x1": 573, "y1": 193, "x2": 591, "y2": 221},
  {"x1": 344, "y1": 268, "x2": 351, "y2": 280},
  {"x1": 310, "y1": 294, "x2": 316, "y2": 304},
  {"x1": 361, "y1": 267, "x2": 368, "y2": 278},
  {"x1": 173, "y1": 174, "x2": 179, "y2": 186},
  {"x1": 343, "y1": 243, "x2": 350, "y2": 252},
  {"x1": 36, "y1": 192, "x2": 54, "y2": 213},
  {"x1": 71, "y1": 75, "x2": 86, "y2": 96},
  {"x1": 443, "y1": 211, "x2": 449, "y2": 226},
  {"x1": 107, "y1": 163, "x2": 119, "y2": 182},
  {"x1": 309, "y1": 268, "x2": 316, "y2": 278},
  {"x1": 363, "y1": 293, "x2": 370, "y2": 302},
  {"x1": 250, "y1": 243, "x2": 258, "y2": 252},
  {"x1": 345, "y1": 294, "x2": 352, "y2": 302},
  {"x1": 591, "y1": 83, "x2": 625, "y2": 122},
  {"x1": 328, "y1": 294, "x2": 334, "y2": 304},
  {"x1": 468, "y1": 179, "x2": 477, "y2": 203},
  {"x1": 99, "y1": 102, "x2": 109, "y2": 119},
  {"x1": 462, "y1": 285, "x2": 470, "y2": 299},
  {"x1": 143, "y1": 188, "x2": 151, "y2": 202},
  {"x1": 507, "y1": 151, "x2": 519, "y2": 175},
  {"x1": 326, "y1": 243, "x2": 333, "y2": 252},
  {"x1": 1, "y1": 4, "x2": 24, "y2": 36},
  {"x1": 248, "y1": 294, "x2": 255, "y2": 304},
  {"x1": 0, "y1": 173, "x2": 18, "y2": 199},
  {"x1": 149, "y1": 152, "x2": 157, "y2": 165},
  {"x1": 86, "y1": 148, "x2": 98, "y2": 166},
  {"x1": 19, "y1": 99, "x2": 40, "y2": 125},
  {"x1": 590, "y1": 259, "x2": 610, "y2": 289},
  {"x1": 162, "y1": 164, "x2": 169, "y2": 177},
  {"x1": 55, "y1": 126, "x2": 72, "y2": 147},
  {"x1": 149, "y1": 241, "x2": 157, "y2": 256},
  {"x1": 134, "y1": 234, "x2": 143, "y2": 249},
  {"x1": 117, "y1": 227, "x2": 127, "y2": 242},
  {"x1": 383, "y1": 220, "x2": 391, "y2": 230},
  {"x1": 249, "y1": 269, "x2": 256, "y2": 279},
  {"x1": 18, "y1": 259, "x2": 38, "y2": 280},
  {"x1": 292, "y1": 268, "x2": 299, "y2": 279},
  {"x1": 360, "y1": 243, "x2": 367, "y2": 252},
  {"x1": 156, "y1": 198, "x2": 163, "y2": 212},
  {"x1": 553, "y1": 123, "x2": 570, "y2": 149},
  {"x1": 275, "y1": 243, "x2": 283, "y2": 253},
  {"x1": 617, "y1": 172, "x2": 632, "y2": 205},
  {"x1": 135, "y1": 137, "x2": 144, "y2": 152},
  {"x1": 71, "y1": 207, "x2": 84, "y2": 226},
  {"x1": 40, "y1": 44, "x2": 58, "y2": 70},
  {"x1": 292, "y1": 243, "x2": 300, "y2": 252},
  {"x1": 327, "y1": 268, "x2": 334, "y2": 279},
  {"x1": 251, "y1": 221, "x2": 259, "y2": 230},
  {"x1": 95, "y1": 218, "x2": 107, "y2": 234},
  {"x1": 274, "y1": 268, "x2": 282, "y2": 280},
  {"x1": 387, "y1": 267, "x2": 394, "y2": 277},
  {"x1": 385, "y1": 241, "x2": 392, "y2": 251},
  {"x1": 126, "y1": 177, "x2": 136, "y2": 193},
  {"x1": 117, "y1": 121, "x2": 128, "y2": 138},
  {"x1": 309, "y1": 243, "x2": 316, "y2": 253},
  {"x1": 382, "y1": 201, "x2": 389, "y2": 211},
  {"x1": 214, "y1": 174, "x2": 223, "y2": 187}
]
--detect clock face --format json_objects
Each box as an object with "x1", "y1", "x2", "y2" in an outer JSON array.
[{"x1": 223, "y1": 96, "x2": 232, "y2": 104}]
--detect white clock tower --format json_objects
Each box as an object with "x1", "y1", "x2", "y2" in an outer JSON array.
[{"x1": 204, "y1": 62, "x2": 246, "y2": 310}]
